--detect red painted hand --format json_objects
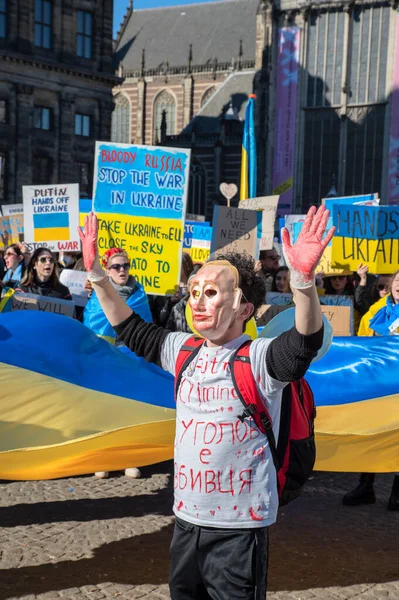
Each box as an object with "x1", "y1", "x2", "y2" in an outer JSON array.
[
  {"x1": 78, "y1": 212, "x2": 99, "y2": 272},
  {"x1": 281, "y1": 206, "x2": 335, "y2": 288}
]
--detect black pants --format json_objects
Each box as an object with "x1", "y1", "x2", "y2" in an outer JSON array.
[{"x1": 169, "y1": 517, "x2": 269, "y2": 600}]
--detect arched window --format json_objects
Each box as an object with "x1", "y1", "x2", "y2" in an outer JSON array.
[
  {"x1": 201, "y1": 86, "x2": 217, "y2": 108},
  {"x1": 188, "y1": 158, "x2": 206, "y2": 216},
  {"x1": 111, "y1": 94, "x2": 130, "y2": 144},
  {"x1": 153, "y1": 90, "x2": 176, "y2": 143}
]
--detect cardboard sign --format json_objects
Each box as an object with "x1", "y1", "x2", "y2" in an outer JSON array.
[
  {"x1": 211, "y1": 206, "x2": 260, "y2": 258},
  {"x1": 59, "y1": 270, "x2": 89, "y2": 307},
  {"x1": 13, "y1": 293, "x2": 75, "y2": 318},
  {"x1": 331, "y1": 204, "x2": 399, "y2": 273},
  {"x1": 0, "y1": 213, "x2": 24, "y2": 248},
  {"x1": 22, "y1": 183, "x2": 80, "y2": 252},
  {"x1": 1, "y1": 203, "x2": 24, "y2": 216},
  {"x1": 93, "y1": 142, "x2": 191, "y2": 295},
  {"x1": 240, "y1": 195, "x2": 279, "y2": 250},
  {"x1": 257, "y1": 303, "x2": 351, "y2": 336},
  {"x1": 10, "y1": 295, "x2": 39, "y2": 312}
]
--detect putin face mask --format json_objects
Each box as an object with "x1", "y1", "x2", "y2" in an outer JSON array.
[{"x1": 188, "y1": 261, "x2": 243, "y2": 341}]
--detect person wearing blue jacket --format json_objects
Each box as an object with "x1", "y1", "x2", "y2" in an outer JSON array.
[{"x1": 84, "y1": 247, "x2": 153, "y2": 480}]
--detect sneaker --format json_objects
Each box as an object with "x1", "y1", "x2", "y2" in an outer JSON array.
[
  {"x1": 94, "y1": 471, "x2": 109, "y2": 478},
  {"x1": 124, "y1": 467, "x2": 141, "y2": 479}
]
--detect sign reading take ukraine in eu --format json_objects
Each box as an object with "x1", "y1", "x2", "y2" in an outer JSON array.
[
  {"x1": 23, "y1": 183, "x2": 80, "y2": 252},
  {"x1": 331, "y1": 204, "x2": 399, "y2": 273},
  {"x1": 93, "y1": 142, "x2": 191, "y2": 295}
]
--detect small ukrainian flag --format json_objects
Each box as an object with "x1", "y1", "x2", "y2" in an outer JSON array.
[
  {"x1": 33, "y1": 213, "x2": 70, "y2": 242},
  {"x1": 240, "y1": 94, "x2": 257, "y2": 201}
]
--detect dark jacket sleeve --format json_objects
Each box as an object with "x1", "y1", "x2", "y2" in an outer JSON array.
[
  {"x1": 266, "y1": 325, "x2": 324, "y2": 382},
  {"x1": 354, "y1": 284, "x2": 371, "y2": 315},
  {"x1": 113, "y1": 312, "x2": 169, "y2": 368}
]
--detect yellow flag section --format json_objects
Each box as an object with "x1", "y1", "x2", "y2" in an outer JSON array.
[
  {"x1": 93, "y1": 142, "x2": 191, "y2": 295},
  {"x1": 96, "y1": 213, "x2": 183, "y2": 294}
]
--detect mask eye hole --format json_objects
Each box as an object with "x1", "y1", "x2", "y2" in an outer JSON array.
[
  {"x1": 205, "y1": 288, "x2": 217, "y2": 298},
  {"x1": 190, "y1": 287, "x2": 200, "y2": 299}
]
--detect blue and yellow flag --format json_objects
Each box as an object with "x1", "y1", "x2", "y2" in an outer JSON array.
[
  {"x1": 240, "y1": 94, "x2": 257, "y2": 201},
  {"x1": 0, "y1": 312, "x2": 398, "y2": 480}
]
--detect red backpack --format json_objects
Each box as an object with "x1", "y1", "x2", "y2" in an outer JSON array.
[{"x1": 175, "y1": 336, "x2": 316, "y2": 506}]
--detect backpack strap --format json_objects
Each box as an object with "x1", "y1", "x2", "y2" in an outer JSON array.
[
  {"x1": 174, "y1": 335, "x2": 204, "y2": 399},
  {"x1": 229, "y1": 340, "x2": 280, "y2": 472}
]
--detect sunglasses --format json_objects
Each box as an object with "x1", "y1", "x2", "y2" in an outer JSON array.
[
  {"x1": 377, "y1": 284, "x2": 390, "y2": 291},
  {"x1": 38, "y1": 256, "x2": 55, "y2": 264},
  {"x1": 109, "y1": 262, "x2": 130, "y2": 272},
  {"x1": 331, "y1": 275, "x2": 346, "y2": 280},
  {"x1": 266, "y1": 255, "x2": 281, "y2": 261},
  {"x1": 5, "y1": 252, "x2": 18, "y2": 258}
]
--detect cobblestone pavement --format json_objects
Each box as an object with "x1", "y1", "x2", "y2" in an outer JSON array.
[{"x1": 0, "y1": 464, "x2": 398, "y2": 600}]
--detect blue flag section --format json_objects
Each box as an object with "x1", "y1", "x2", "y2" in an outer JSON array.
[{"x1": 0, "y1": 312, "x2": 397, "y2": 480}]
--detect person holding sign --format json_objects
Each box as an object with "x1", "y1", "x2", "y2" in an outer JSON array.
[
  {"x1": 78, "y1": 206, "x2": 334, "y2": 600},
  {"x1": 16, "y1": 248, "x2": 72, "y2": 300}
]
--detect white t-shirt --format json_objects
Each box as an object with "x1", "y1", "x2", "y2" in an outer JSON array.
[{"x1": 160, "y1": 333, "x2": 288, "y2": 529}]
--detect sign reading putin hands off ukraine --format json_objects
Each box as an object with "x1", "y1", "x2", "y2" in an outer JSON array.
[
  {"x1": 93, "y1": 142, "x2": 191, "y2": 295},
  {"x1": 331, "y1": 204, "x2": 399, "y2": 273}
]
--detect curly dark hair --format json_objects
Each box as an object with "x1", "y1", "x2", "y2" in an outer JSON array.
[{"x1": 213, "y1": 252, "x2": 266, "y2": 314}]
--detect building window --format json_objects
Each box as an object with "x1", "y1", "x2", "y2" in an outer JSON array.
[
  {"x1": 201, "y1": 86, "x2": 217, "y2": 108},
  {"x1": 111, "y1": 94, "x2": 130, "y2": 143},
  {"x1": 77, "y1": 162, "x2": 92, "y2": 197},
  {"x1": 32, "y1": 156, "x2": 52, "y2": 185},
  {"x1": 34, "y1": 106, "x2": 52, "y2": 130},
  {"x1": 77, "y1": 10, "x2": 93, "y2": 59},
  {"x1": 153, "y1": 90, "x2": 176, "y2": 143},
  {"x1": 75, "y1": 113, "x2": 91, "y2": 137},
  {"x1": 188, "y1": 158, "x2": 206, "y2": 216},
  {"x1": 34, "y1": 0, "x2": 52, "y2": 49},
  {"x1": 0, "y1": 152, "x2": 6, "y2": 203},
  {"x1": 300, "y1": 5, "x2": 390, "y2": 206},
  {"x1": 0, "y1": 100, "x2": 7, "y2": 123},
  {"x1": 0, "y1": 0, "x2": 7, "y2": 39}
]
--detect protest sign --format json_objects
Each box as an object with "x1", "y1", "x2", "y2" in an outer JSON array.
[
  {"x1": 319, "y1": 294, "x2": 354, "y2": 335},
  {"x1": 59, "y1": 270, "x2": 90, "y2": 307},
  {"x1": 22, "y1": 183, "x2": 80, "y2": 252},
  {"x1": 240, "y1": 195, "x2": 279, "y2": 250},
  {"x1": 331, "y1": 204, "x2": 399, "y2": 273},
  {"x1": 211, "y1": 206, "x2": 260, "y2": 257},
  {"x1": 183, "y1": 220, "x2": 210, "y2": 251},
  {"x1": 12, "y1": 293, "x2": 75, "y2": 317},
  {"x1": 190, "y1": 223, "x2": 212, "y2": 263},
  {"x1": 257, "y1": 303, "x2": 351, "y2": 336},
  {"x1": 10, "y1": 294, "x2": 39, "y2": 312},
  {"x1": 0, "y1": 213, "x2": 24, "y2": 248},
  {"x1": 186, "y1": 213, "x2": 205, "y2": 222},
  {"x1": 322, "y1": 193, "x2": 379, "y2": 212},
  {"x1": 266, "y1": 292, "x2": 294, "y2": 306},
  {"x1": 1, "y1": 204, "x2": 24, "y2": 216},
  {"x1": 93, "y1": 142, "x2": 190, "y2": 295}
]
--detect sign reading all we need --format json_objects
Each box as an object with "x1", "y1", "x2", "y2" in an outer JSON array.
[{"x1": 93, "y1": 142, "x2": 191, "y2": 295}]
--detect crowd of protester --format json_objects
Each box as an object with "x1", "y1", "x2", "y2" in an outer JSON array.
[{"x1": 0, "y1": 236, "x2": 398, "y2": 509}]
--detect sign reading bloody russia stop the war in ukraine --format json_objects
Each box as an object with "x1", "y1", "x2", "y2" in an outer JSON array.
[{"x1": 93, "y1": 142, "x2": 191, "y2": 295}]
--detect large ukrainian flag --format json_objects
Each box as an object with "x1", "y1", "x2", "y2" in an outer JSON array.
[
  {"x1": 240, "y1": 94, "x2": 257, "y2": 201},
  {"x1": 0, "y1": 312, "x2": 397, "y2": 480}
]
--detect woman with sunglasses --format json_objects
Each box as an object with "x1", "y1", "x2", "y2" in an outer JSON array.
[
  {"x1": 84, "y1": 247, "x2": 152, "y2": 480},
  {"x1": 354, "y1": 263, "x2": 391, "y2": 316},
  {"x1": 16, "y1": 248, "x2": 71, "y2": 299},
  {"x1": 84, "y1": 248, "x2": 152, "y2": 341},
  {"x1": 1, "y1": 244, "x2": 26, "y2": 289}
]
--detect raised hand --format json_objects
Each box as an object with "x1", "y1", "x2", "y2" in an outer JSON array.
[
  {"x1": 357, "y1": 263, "x2": 368, "y2": 286},
  {"x1": 281, "y1": 205, "x2": 335, "y2": 289},
  {"x1": 78, "y1": 212, "x2": 106, "y2": 283}
]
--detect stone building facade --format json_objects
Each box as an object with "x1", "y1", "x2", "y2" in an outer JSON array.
[
  {"x1": 113, "y1": 0, "x2": 399, "y2": 218},
  {"x1": 0, "y1": 0, "x2": 119, "y2": 205}
]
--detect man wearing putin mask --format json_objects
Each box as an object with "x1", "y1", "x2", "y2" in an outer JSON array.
[{"x1": 79, "y1": 206, "x2": 334, "y2": 600}]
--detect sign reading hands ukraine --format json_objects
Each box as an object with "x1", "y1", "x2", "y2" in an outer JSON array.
[{"x1": 93, "y1": 142, "x2": 191, "y2": 295}]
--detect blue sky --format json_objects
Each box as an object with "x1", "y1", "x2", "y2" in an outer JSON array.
[{"x1": 113, "y1": 0, "x2": 217, "y2": 37}]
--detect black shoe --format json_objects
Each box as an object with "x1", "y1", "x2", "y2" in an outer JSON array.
[
  {"x1": 343, "y1": 475, "x2": 376, "y2": 506},
  {"x1": 387, "y1": 475, "x2": 399, "y2": 511}
]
